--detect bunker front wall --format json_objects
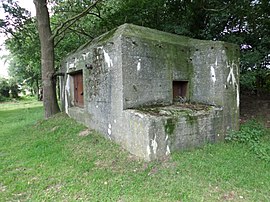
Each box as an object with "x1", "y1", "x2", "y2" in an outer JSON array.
[
  {"x1": 114, "y1": 26, "x2": 239, "y2": 160},
  {"x1": 121, "y1": 34, "x2": 191, "y2": 109},
  {"x1": 119, "y1": 26, "x2": 240, "y2": 134}
]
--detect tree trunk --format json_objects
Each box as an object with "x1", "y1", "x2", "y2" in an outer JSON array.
[{"x1": 34, "y1": 0, "x2": 60, "y2": 118}]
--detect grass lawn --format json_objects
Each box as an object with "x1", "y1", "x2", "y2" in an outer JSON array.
[{"x1": 0, "y1": 100, "x2": 270, "y2": 201}]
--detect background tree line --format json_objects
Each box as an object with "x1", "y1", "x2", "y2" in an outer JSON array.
[{"x1": 1, "y1": 0, "x2": 269, "y2": 116}]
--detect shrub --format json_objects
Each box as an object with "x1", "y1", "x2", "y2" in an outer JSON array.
[
  {"x1": 0, "y1": 77, "x2": 10, "y2": 98},
  {"x1": 0, "y1": 77, "x2": 21, "y2": 100},
  {"x1": 226, "y1": 120, "x2": 270, "y2": 162}
]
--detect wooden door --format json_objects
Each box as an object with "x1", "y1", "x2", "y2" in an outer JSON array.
[{"x1": 73, "y1": 72, "x2": 84, "y2": 107}]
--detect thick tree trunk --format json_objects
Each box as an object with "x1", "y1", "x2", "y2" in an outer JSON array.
[{"x1": 34, "y1": 0, "x2": 60, "y2": 118}]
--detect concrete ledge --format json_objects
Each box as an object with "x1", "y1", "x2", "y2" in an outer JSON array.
[{"x1": 122, "y1": 104, "x2": 224, "y2": 161}]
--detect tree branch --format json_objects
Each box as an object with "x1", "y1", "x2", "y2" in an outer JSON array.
[
  {"x1": 88, "y1": 12, "x2": 103, "y2": 20},
  {"x1": 54, "y1": 26, "x2": 94, "y2": 47},
  {"x1": 0, "y1": 26, "x2": 19, "y2": 41},
  {"x1": 51, "y1": 0, "x2": 102, "y2": 40},
  {"x1": 203, "y1": 4, "x2": 229, "y2": 12},
  {"x1": 67, "y1": 27, "x2": 94, "y2": 38},
  {"x1": 54, "y1": 33, "x2": 66, "y2": 47}
]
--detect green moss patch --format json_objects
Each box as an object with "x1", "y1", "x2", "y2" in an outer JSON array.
[{"x1": 164, "y1": 118, "x2": 177, "y2": 136}]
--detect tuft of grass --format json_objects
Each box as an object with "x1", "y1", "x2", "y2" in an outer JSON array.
[{"x1": 1, "y1": 100, "x2": 270, "y2": 201}]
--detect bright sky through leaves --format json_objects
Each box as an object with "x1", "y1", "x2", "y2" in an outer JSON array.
[{"x1": 0, "y1": 0, "x2": 35, "y2": 78}]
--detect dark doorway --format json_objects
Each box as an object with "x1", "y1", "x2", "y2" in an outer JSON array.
[
  {"x1": 173, "y1": 81, "x2": 188, "y2": 101},
  {"x1": 72, "y1": 71, "x2": 84, "y2": 107}
]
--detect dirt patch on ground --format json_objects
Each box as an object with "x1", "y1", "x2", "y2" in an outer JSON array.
[
  {"x1": 240, "y1": 93, "x2": 270, "y2": 127},
  {"x1": 78, "y1": 129, "x2": 92, "y2": 137}
]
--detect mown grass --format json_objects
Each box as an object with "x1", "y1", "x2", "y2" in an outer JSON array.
[{"x1": 0, "y1": 100, "x2": 270, "y2": 201}]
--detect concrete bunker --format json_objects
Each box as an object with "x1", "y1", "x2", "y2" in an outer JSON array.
[{"x1": 60, "y1": 24, "x2": 240, "y2": 161}]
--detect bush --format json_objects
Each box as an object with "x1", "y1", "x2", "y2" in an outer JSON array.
[
  {"x1": 226, "y1": 120, "x2": 266, "y2": 142},
  {"x1": 0, "y1": 77, "x2": 21, "y2": 101},
  {"x1": 0, "y1": 95, "x2": 7, "y2": 102},
  {"x1": 0, "y1": 77, "x2": 10, "y2": 98}
]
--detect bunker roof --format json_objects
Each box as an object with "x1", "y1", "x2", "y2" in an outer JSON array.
[{"x1": 76, "y1": 23, "x2": 238, "y2": 52}]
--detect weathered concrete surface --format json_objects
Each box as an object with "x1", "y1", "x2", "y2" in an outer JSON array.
[
  {"x1": 60, "y1": 23, "x2": 239, "y2": 161},
  {"x1": 117, "y1": 105, "x2": 224, "y2": 161}
]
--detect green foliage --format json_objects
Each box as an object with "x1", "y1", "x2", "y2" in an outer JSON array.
[
  {"x1": 0, "y1": 0, "x2": 31, "y2": 36},
  {"x1": 4, "y1": 18, "x2": 41, "y2": 95},
  {"x1": 226, "y1": 120, "x2": 266, "y2": 143},
  {"x1": 240, "y1": 71, "x2": 257, "y2": 92},
  {"x1": 1, "y1": 0, "x2": 41, "y2": 95},
  {"x1": 0, "y1": 77, "x2": 21, "y2": 101},
  {"x1": 240, "y1": 69, "x2": 270, "y2": 93},
  {"x1": 226, "y1": 120, "x2": 270, "y2": 162},
  {"x1": 0, "y1": 77, "x2": 10, "y2": 99}
]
